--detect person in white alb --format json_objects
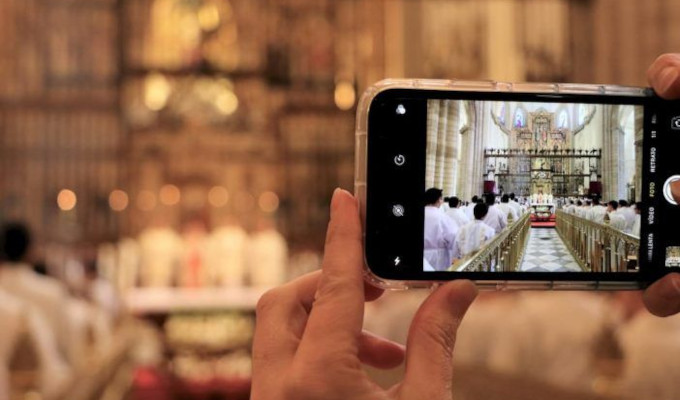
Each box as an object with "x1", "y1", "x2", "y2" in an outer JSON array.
[
  {"x1": 631, "y1": 202, "x2": 642, "y2": 237},
  {"x1": 246, "y1": 218, "x2": 288, "y2": 287},
  {"x1": 496, "y1": 194, "x2": 519, "y2": 223},
  {"x1": 445, "y1": 196, "x2": 470, "y2": 228},
  {"x1": 453, "y1": 203, "x2": 496, "y2": 260},
  {"x1": 465, "y1": 195, "x2": 479, "y2": 220},
  {"x1": 618, "y1": 199, "x2": 637, "y2": 233},
  {"x1": 482, "y1": 193, "x2": 507, "y2": 235},
  {"x1": 0, "y1": 224, "x2": 73, "y2": 397},
  {"x1": 607, "y1": 201, "x2": 627, "y2": 231},
  {"x1": 508, "y1": 193, "x2": 523, "y2": 216},
  {"x1": 138, "y1": 218, "x2": 183, "y2": 287},
  {"x1": 207, "y1": 215, "x2": 248, "y2": 287},
  {"x1": 589, "y1": 197, "x2": 608, "y2": 224},
  {"x1": 423, "y1": 188, "x2": 458, "y2": 271}
]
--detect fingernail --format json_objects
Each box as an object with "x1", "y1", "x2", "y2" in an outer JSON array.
[
  {"x1": 658, "y1": 273, "x2": 680, "y2": 299},
  {"x1": 671, "y1": 274, "x2": 680, "y2": 295},
  {"x1": 658, "y1": 67, "x2": 678, "y2": 93},
  {"x1": 330, "y1": 188, "x2": 343, "y2": 215}
]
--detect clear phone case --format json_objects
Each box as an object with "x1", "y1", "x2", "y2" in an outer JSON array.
[{"x1": 354, "y1": 79, "x2": 650, "y2": 290}]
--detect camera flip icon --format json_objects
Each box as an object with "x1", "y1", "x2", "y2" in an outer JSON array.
[{"x1": 672, "y1": 116, "x2": 680, "y2": 130}]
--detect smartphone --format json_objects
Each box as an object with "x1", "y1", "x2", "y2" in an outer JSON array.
[{"x1": 355, "y1": 79, "x2": 680, "y2": 290}]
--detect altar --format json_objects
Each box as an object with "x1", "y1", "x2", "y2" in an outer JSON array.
[{"x1": 530, "y1": 193, "x2": 555, "y2": 225}]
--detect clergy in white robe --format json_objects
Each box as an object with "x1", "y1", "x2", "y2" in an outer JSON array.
[
  {"x1": 630, "y1": 202, "x2": 642, "y2": 237},
  {"x1": 618, "y1": 200, "x2": 637, "y2": 233},
  {"x1": 453, "y1": 203, "x2": 496, "y2": 260},
  {"x1": 465, "y1": 195, "x2": 479, "y2": 220},
  {"x1": 424, "y1": 188, "x2": 458, "y2": 271},
  {"x1": 588, "y1": 199, "x2": 608, "y2": 224},
  {"x1": 246, "y1": 218, "x2": 288, "y2": 287},
  {"x1": 607, "y1": 201, "x2": 628, "y2": 231},
  {"x1": 482, "y1": 194, "x2": 507, "y2": 235},
  {"x1": 496, "y1": 194, "x2": 519, "y2": 223},
  {"x1": 508, "y1": 193, "x2": 523, "y2": 215},
  {"x1": 207, "y1": 218, "x2": 248, "y2": 287},
  {"x1": 445, "y1": 196, "x2": 470, "y2": 228},
  {"x1": 138, "y1": 225, "x2": 183, "y2": 287}
]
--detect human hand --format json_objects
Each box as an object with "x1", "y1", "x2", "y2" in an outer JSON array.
[
  {"x1": 251, "y1": 188, "x2": 477, "y2": 400},
  {"x1": 643, "y1": 53, "x2": 680, "y2": 316}
]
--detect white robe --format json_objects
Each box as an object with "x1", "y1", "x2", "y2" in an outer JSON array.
[
  {"x1": 589, "y1": 205, "x2": 607, "y2": 224},
  {"x1": 207, "y1": 225, "x2": 248, "y2": 287},
  {"x1": 609, "y1": 211, "x2": 627, "y2": 231},
  {"x1": 138, "y1": 227, "x2": 183, "y2": 287},
  {"x1": 246, "y1": 228, "x2": 288, "y2": 287},
  {"x1": 483, "y1": 205, "x2": 507, "y2": 235},
  {"x1": 496, "y1": 202, "x2": 518, "y2": 223},
  {"x1": 0, "y1": 266, "x2": 70, "y2": 361},
  {"x1": 631, "y1": 214, "x2": 641, "y2": 237},
  {"x1": 424, "y1": 206, "x2": 458, "y2": 271},
  {"x1": 445, "y1": 207, "x2": 470, "y2": 228},
  {"x1": 619, "y1": 207, "x2": 637, "y2": 233},
  {"x1": 465, "y1": 203, "x2": 477, "y2": 220},
  {"x1": 509, "y1": 200, "x2": 523, "y2": 216},
  {"x1": 0, "y1": 289, "x2": 72, "y2": 398},
  {"x1": 453, "y1": 220, "x2": 496, "y2": 259}
]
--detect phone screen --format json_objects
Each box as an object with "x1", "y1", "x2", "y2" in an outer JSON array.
[{"x1": 364, "y1": 88, "x2": 680, "y2": 285}]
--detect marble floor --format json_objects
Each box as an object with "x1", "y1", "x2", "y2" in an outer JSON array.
[{"x1": 520, "y1": 228, "x2": 582, "y2": 272}]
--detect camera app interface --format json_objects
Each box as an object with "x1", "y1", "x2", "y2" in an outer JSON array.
[{"x1": 423, "y1": 99, "x2": 643, "y2": 273}]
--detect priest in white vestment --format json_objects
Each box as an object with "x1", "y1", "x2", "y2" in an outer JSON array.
[
  {"x1": 482, "y1": 194, "x2": 507, "y2": 235},
  {"x1": 246, "y1": 218, "x2": 288, "y2": 287},
  {"x1": 445, "y1": 196, "x2": 470, "y2": 228},
  {"x1": 207, "y1": 215, "x2": 248, "y2": 287},
  {"x1": 424, "y1": 188, "x2": 458, "y2": 271},
  {"x1": 588, "y1": 198, "x2": 608, "y2": 224},
  {"x1": 607, "y1": 201, "x2": 627, "y2": 231},
  {"x1": 138, "y1": 220, "x2": 183, "y2": 287},
  {"x1": 496, "y1": 194, "x2": 519, "y2": 223},
  {"x1": 453, "y1": 203, "x2": 496, "y2": 260},
  {"x1": 618, "y1": 200, "x2": 637, "y2": 233}
]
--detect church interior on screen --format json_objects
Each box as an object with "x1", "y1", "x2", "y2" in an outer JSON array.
[{"x1": 423, "y1": 99, "x2": 642, "y2": 273}]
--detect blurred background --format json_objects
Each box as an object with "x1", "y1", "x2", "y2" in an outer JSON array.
[{"x1": 1, "y1": 0, "x2": 680, "y2": 399}]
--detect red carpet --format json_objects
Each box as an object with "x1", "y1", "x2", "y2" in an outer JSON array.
[{"x1": 531, "y1": 221, "x2": 556, "y2": 228}]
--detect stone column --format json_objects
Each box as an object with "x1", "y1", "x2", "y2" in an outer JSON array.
[
  {"x1": 601, "y1": 104, "x2": 620, "y2": 201},
  {"x1": 634, "y1": 108, "x2": 643, "y2": 201},
  {"x1": 425, "y1": 99, "x2": 440, "y2": 190},
  {"x1": 443, "y1": 100, "x2": 460, "y2": 196}
]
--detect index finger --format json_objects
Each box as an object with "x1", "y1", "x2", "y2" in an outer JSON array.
[
  {"x1": 647, "y1": 53, "x2": 680, "y2": 99},
  {"x1": 297, "y1": 189, "x2": 367, "y2": 360}
]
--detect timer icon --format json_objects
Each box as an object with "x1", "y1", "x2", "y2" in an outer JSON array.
[{"x1": 394, "y1": 154, "x2": 406, "y2": 166}]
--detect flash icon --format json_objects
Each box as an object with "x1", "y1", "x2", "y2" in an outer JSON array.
[{"x1": 394, "y1": 257, "x2": 401, "y2": 266}]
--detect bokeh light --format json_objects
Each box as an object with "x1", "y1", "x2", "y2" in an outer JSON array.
[
  {"x1": 108, "y1": 189, "x2": 129, "y2": 211},
  {"x1": 159, "y1": 184, "x2": 181, "y2": 206},
  {"x1": 334, "y1": 81, "x2": 356, "y2": 111},
  {"x1": 208, "y1": 186, "x2": 229, "y2": 207},
  {"x1": 144, "y1": 73, "x2": 172, "y2": 111},
  {"x1": 258, "y1": 191, "x2": 280, "y2": 213},
  {"x1": 57, "y1": 189, "x2": 77, "y2": 211}
]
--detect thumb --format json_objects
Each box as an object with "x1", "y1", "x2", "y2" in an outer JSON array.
[
  {"x1": 400, "y1": 280, "x2": 477, "y2": 399},
  {"x1": 647, "y1": 53, "x2": 680, "y2": 99}
]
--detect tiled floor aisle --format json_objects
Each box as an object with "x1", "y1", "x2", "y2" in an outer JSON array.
[{"x1": 520, "y1": 228, "x2": 582, "y2": 272}]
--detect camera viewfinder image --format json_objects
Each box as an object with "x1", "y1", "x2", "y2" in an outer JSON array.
[
  {"x1": 665, "y1": 247, "x2": 680, "y2": 268},
  {"x1": 423, "y1": 99, "x2": 642, "y2": 273}
]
